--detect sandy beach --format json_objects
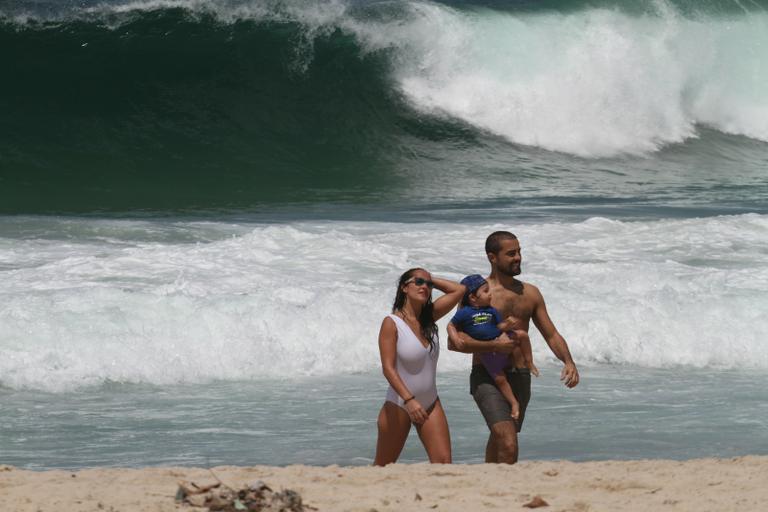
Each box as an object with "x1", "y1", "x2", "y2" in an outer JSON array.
[{"x1": 2, "y1": 456, "x2": 765, "y2": 512}]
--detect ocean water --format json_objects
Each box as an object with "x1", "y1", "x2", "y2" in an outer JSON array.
[{"x1": 1, "y1": 0, "x2": 768, "y2": 469}]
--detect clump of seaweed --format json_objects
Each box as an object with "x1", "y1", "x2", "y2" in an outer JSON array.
[{"x1": 176, "y1": 473, "x2": 315, "y2": 512}]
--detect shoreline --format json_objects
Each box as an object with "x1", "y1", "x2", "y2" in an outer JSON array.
[{"x1": 2, "y1": 456, "x2": 765, "y2": 511}]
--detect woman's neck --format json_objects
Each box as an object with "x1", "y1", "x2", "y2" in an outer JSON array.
[{"x1": 398, "y1": 301, "x2": 421, "y2": 321}]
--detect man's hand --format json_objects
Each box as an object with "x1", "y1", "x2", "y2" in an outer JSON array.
[
  {"x1": 447, "y1": 323, "x2": 467, "y2": 352},
  {"x1": 560, "y1": 362, "x2": 579, "y2": 388}
]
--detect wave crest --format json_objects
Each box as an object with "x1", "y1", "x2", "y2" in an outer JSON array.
[{"x1": 1, "y1": 0, "x2": 767, "y2": 213}]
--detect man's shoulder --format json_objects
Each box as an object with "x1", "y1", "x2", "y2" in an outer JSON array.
[
  {"x1": 520, "y1": 280, "x2": 541, "y2": 293},
  {"x1": 490, "y1": 279, "x2": 545, "y2": 310},
  {"x1": 519, "y1": 280, "x2": 545, "y2": 302}
]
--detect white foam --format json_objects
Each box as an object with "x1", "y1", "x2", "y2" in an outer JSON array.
[
  {"x1": 244, "y1": 0, "x2": 768, "y2": 155},
  {"x1": 1, "y1": 214, "x2": 767, "y2": 391},
  {"x1": 374, "y1": 2, "x2": 768, "y2": 156}
]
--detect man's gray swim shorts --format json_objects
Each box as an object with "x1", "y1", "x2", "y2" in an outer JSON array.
[{"x1": 470, "y1": 365, "x2": 531, "y2": 432}]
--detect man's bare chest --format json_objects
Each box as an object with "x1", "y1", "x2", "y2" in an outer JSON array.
[{"x1": 491, "y1": 290, "x2": 535, "y2": 323}]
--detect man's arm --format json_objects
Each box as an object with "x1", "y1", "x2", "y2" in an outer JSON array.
[
  {"x1": 447, "y1": 323, "x2": 518, "y2": 354},
  {"x1": 530, "y1": 286, "x2": 580, "y2": 388}
]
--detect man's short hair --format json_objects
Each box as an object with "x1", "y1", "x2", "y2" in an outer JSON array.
[{"x1": 485, "y1": 231, "x2": 517, "y2": 255}]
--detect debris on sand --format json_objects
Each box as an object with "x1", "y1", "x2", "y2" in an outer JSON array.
[
  {"x1": 176, "y1": 478, "x2": 315, "y2": 511},
  {"x1": 522, "y1": 495, "x2": 549, "y2": 508}
]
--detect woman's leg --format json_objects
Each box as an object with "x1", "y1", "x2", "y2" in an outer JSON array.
[
  {"x1": 374, "y1": 401, "x2": 412, "y2": 466},
  {"x1": 415, "y1": 399, "x2": 452, "y2": 463}
]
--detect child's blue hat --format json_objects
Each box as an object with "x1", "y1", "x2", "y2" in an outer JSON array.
[{"x1": 460, "y1": 274, "x2": 487, "y2": 299}]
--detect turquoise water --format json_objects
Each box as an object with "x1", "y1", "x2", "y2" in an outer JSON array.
[
  {"x1": 1, "y1": 0, "x2": 768, "y2": 469},
  {"x1": 3, "y1": 365, "x2": 767, "y2": 469}
]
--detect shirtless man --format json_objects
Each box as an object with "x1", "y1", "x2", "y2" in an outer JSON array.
[{"x1": 448, "y1": 231, "x2": 579, "y2": 464}]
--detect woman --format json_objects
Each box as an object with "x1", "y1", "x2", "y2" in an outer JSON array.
[{"x1": 374, "y1": 268, "x2": 465, "y2": 465}]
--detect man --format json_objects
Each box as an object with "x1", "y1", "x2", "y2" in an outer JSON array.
[{"x1": 448, "y1": 231, "x2": 579, "y2": 464}]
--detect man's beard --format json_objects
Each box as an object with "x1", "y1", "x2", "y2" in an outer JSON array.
[{"x1": 499, "y1": 263, "x2": 521, "y2": 276}]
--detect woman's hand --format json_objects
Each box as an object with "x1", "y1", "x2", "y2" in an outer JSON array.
[{"x1": 404, "y1": 398, "x2": 429, "y2": 424}]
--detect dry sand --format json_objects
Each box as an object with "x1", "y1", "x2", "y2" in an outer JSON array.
[{"x1": 1, "y1": 456, "x2": 765, "y2": 512}]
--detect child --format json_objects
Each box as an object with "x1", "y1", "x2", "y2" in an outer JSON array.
[{"x1": 450, "y1": 274, "x2": 539, "y2": 420}]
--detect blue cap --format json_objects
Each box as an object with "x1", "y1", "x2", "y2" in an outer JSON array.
[{"x1": 460, "y1": 274, "x2": 487, "y2": 298}]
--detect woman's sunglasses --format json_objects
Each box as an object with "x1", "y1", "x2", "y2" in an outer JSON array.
[{"x1": 406, "y1": 277, "x2": 434, "y2": 288}]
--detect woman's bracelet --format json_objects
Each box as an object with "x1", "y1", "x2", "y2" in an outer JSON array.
[{"x1": 403, "y1": 396, "x2": 415, "y2": 404}]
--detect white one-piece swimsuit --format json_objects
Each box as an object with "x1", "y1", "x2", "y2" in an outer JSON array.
[{"x1": 385, "y1": 314, "x2": 439, "y2": 410}]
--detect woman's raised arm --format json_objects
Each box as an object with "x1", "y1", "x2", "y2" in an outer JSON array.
[{"x1": 430, "y1": 277, "x2": 465, "y2": 321}]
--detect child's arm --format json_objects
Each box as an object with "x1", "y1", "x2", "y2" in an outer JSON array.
[
  {"x1": 496, "y1": 314, "x2": 528, "y2": 345},
  {"x1": 497, "y1": 314, "x2": 521, "y2": 333}
]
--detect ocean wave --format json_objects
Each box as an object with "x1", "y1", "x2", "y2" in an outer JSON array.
[
  {"x1": 1, "y1": 0, "x2": 767, "y2": 212},
  {"x1": 1, "y1": 214, "x2": 767, "y2": 391}
]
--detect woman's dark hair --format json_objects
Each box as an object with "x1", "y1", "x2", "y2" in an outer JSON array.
[{"x1": 392, "y1": 268, "x2": 438, "y2": 352}]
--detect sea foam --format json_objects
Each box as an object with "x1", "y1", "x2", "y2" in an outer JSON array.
[
  {"x1": 1, "y1": 214, "x2": 767, "y2": 391},
  {"x1": 377, "y1": 2, "x2": 768, "y2": 156}
]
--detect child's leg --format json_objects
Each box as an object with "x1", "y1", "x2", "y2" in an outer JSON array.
[
  {"x1": 481, "y1": 354, "x2": 520, "y2": 419},
  {"x1": 519, "y1": 337, "x2": 540, "y2": 377},
  {"x1": 493, "y1": 373, "x2": 520, "y2": 420}
]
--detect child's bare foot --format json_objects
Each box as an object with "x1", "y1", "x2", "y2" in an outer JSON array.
[
  {"x1": 510, "y1": 402, "x2": 520, "y2": 420},
  {"x1": 529, "y1": 362, "x2": 540, "y2": 377}
]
